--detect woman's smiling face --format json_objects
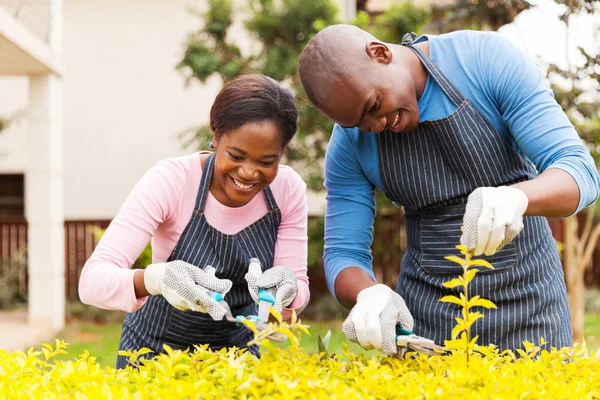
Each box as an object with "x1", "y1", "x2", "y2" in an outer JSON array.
[{"x1": 210, "y1": 120, "x2": 283, "y2": 208}]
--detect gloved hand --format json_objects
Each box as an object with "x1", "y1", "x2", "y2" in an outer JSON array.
[
  {"x1": 460, "y1": 186, "x2": 529, "y2": 256},
  {"x1": 342, "y1": 284, "x2": 414, "y2": 355},
  {"x1": 244, "y1": 258, "x2": 298, "y2": 312},
  {"x1": 144, "y1": 261, "x2": 233, "y2": 320}
]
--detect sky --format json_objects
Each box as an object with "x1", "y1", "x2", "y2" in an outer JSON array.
[{"x1": 499, "y1": 0, "x2": 599, "y2": 70}]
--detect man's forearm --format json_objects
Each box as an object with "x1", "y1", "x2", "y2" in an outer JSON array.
[
  {"x1": 512, "y1": 168, "x2": 580, "y2": 217},
  {"x1": 334, "y1": 267, "x2": 377, "y2": 309}
]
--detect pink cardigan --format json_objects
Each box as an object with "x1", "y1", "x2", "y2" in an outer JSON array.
[{"x1": 79, "y1": 152, "x2": 310, "y2": 319}]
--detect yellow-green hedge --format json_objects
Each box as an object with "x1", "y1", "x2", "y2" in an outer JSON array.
[
  {"x1": 4, "y1": 247, "x2": 598, "y2": 399},
  {"x1": 1, "y1": 338, "x2": 599, "y2": 399}
]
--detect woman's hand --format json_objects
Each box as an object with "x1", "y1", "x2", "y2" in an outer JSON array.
[
  {"x1": 244, "y1": 258, "x2": 298, "y2": 312},
  {"x1": 143, "y1": 261, "x2": 232, "y2": 320}
]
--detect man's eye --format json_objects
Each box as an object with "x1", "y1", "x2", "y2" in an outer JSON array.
[{"x1": 371, "y1": 102, "x2": 379, "y2": 112}]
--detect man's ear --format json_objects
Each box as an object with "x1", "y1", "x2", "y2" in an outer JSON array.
[{"x1": 366, "y1": 42, "x2": 392, "y2": 65}]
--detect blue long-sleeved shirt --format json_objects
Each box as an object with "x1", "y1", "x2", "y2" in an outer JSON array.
[{"x1": 323, "y1": 30, "x2": 600, "y2": 296}]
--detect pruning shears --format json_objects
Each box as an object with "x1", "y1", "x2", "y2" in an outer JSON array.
[
  {"x1": 396, "y1": 326, "x2": 446, "y2": 356},
  {"x1": 257, "y1": 287, "x2": 277, "y2": 322},
  {"x1": 208, "y1": 289, "x2": 287, "y2": 342}
]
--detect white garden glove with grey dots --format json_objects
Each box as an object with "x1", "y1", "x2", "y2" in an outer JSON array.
[
  {"x1": 144, "y1": 261, "x2": 232, "y2": 320},
  {"x1": 460, "y1": 186, "x2": 529, "y2": 256},
  {"x1": 342, "y1": 284, "x2": 414, "y2": 355},
  {"x1": 244, "y1": 258, "x2": 298, "y2": 312}
]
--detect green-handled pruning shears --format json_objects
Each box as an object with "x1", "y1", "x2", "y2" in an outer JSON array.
[
  {"x1": 208, "y1": 290, "x2": 287, "y2": 342},
  {"x1": 396, "y1": 326, "x2": 446, "y2": 356}
]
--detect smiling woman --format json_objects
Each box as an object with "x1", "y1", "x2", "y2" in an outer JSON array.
[{"x1": 78, "y1": 74, "x2": 310, "y2": 369}]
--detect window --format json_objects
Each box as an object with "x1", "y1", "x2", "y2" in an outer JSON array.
[{"x1": 0, "y1": 174, "x2": 25, "y2": 221}]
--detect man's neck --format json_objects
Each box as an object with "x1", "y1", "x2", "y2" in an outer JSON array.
[{"x1": 394, "y1": 41, "x2": 429, "y2": 101}]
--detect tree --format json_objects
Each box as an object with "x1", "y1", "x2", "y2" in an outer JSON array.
[
  {"x1": 547, "y1": 0, "x2": 600, "y2": 343},
  {"x1": 429, "y1": 0, "x2": 532, "y2": 32},
  {"x1": 177, "y1": 0, "x2": 429, "y2": 285},
  {"x1": 177, "y1": 0, "x2": 429, "y2": 189}
]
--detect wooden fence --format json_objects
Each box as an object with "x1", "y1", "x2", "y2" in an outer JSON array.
[
  {"x1": 0, "y1": 220, "x2": 28, "y2": 299},
  {"x1": 1, "y1": 216, "x2": 600, "y2": 301},
  {"x1": 64, "y1": 220, "x2": 111, "y2": 299}
]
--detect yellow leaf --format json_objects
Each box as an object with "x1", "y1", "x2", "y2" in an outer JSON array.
[
  {"x1": 465, "y1": 312, "x2": 484, "y2": 328},
  {"x1": 240, "y1": 318, "x2": 258, "y2": 335},
  {"x1": 469, "y1": 259, "x2": 494, "y2": 269},
  {"x1": 439, "y1": 295, "x2": 463, "y2": 306},
  {"x1": 463, "y1": 269, "x2": 477, "y2": 283},
  {"x1": 444, "y1": 255, "x2": 465, "y2": 266},
  {"x1": 468, "y1": 298, "x2": 497, "y2": 309},
  {"x1": 451, "y1": 324, "x2": 465, "y2": 340},
  {"x1": 270, "y1": 308, "x2": 283, "y2": 323},
  {"x1": 442, "y1": 277, "x2": 464, "y2": 288}
]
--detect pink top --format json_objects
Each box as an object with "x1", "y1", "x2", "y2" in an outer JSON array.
[{"x1": 79, "y1": 152, "x2": 310, "y2": 319}]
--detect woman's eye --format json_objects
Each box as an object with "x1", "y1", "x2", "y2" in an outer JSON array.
[
  {"x1": 228, "y1": 152, "x2": 243, "y2": 161},
  {"x1": 260, "y1": 161, "x2": 275, "y2": 167}
]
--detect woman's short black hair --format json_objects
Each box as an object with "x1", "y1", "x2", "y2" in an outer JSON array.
[{"x1": 210, "y1": 74, "x2": 298, "y2": 148}]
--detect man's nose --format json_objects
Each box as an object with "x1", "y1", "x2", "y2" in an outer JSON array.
[{"x1": 365, "y1": 115, "x2": 387, "y2": 133}]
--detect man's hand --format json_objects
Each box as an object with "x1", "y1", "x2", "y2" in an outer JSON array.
[
  {"x1": 342, "y1": 284, "x2": 414, "y2": 355},
  {"x1": 460, "y1": 186, "x2": 528, "y2": 256},
  {"x1": 144, "y1": 261, "x2": 232, "y2": 320}
]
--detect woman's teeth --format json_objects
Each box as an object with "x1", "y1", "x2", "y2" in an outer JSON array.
[{"x1": 233, "y1": 178, "x2": 255, "y2": 190}]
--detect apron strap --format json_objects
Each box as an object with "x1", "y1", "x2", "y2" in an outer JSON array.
[
  {"x1": 194, "y1": 152, "x2": 279, "y2": 212},
  {"x1": 401, "y1": 32, "x2": 465, "y2": 108},
  {"x1": 194, "y1": 152, "x2": 215, "y2": 211}
]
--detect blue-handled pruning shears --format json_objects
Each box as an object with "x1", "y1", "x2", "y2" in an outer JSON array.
[
  {"x1": 396, "y1": 326, "x2": 446, "y2": 356},
  {"x1": 257, "y1": 287, "x2": 276, "y2": 322},
  {"x1": 208, "y1": 290, "x2": 287, "y2": 342}
]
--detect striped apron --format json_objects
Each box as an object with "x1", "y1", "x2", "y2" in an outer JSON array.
[
  {"x1": 378, "y1": 33, "x2": 572, "y2": 351},
  {"x1": 116, "y1": 153, "x2": 281, "y2": 368}
]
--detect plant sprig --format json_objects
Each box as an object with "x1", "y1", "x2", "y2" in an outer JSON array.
[{"x1": 440, "y1": 244, "x2": 497, "y2": 363}]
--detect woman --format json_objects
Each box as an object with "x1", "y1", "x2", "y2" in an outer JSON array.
[{"x1": 79, "y1": 74, "x2": 310, "y2": 368}]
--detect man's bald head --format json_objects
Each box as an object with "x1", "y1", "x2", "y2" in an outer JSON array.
[
  {"x1": 298, "y1": 24, "x2": 422, "y2": 133},
  {"x1": 299, "y1": 24, "x2": 379, "y2": 109}
]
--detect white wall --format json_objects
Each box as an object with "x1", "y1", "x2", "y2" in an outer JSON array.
[
  {"x1": 0, "y1": 0, "x2": 331, "y2": 219},
  {"x1": 0, "y1": 0, "x2": 238, "y2": 219},
  {"x1": 61, "y1": 0, "x2": 227, "y2": 219}
]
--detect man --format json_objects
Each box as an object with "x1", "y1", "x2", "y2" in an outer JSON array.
[{"x1": 298, "y1": 24, "x2": 600, "y2": 355}]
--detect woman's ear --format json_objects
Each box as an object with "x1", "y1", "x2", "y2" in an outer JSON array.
[{"x1": 211, "y1": 133, "x2": 219, "y2": 149}]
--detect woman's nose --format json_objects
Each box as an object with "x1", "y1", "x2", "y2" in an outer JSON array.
[{"x1": 238, "y1": 164, "x2": 258, "y2": 181}]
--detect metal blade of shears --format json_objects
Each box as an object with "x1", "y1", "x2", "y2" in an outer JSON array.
[{"x1": 396, "y1": 326, "x2": 446, "y2": 356}]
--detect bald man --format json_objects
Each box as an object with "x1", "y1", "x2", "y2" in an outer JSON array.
[{"x1": 299, "y1": 25, "x2": 600, "y2": 355}]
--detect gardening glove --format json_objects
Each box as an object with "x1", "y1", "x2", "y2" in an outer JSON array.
[
  {"x1": 144, "y1": 261, "x2": 233, "y2": 320},
  {"x1": 460, "y1": 186, "x2": 529, "y2": 256},
  {"x1": 342, "y1": 284, "x2": 414, "y2": 355},
  {"x1": 244, "y1": 258, "x2": 298, "y2": 312}
]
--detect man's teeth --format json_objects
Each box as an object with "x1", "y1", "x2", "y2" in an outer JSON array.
[
  {"x1": 233, "y1": 178, "x2": 254, "y2": 189},
  {"x1": 392, "y1": 114, "x2": 399, "y2": 128}
]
